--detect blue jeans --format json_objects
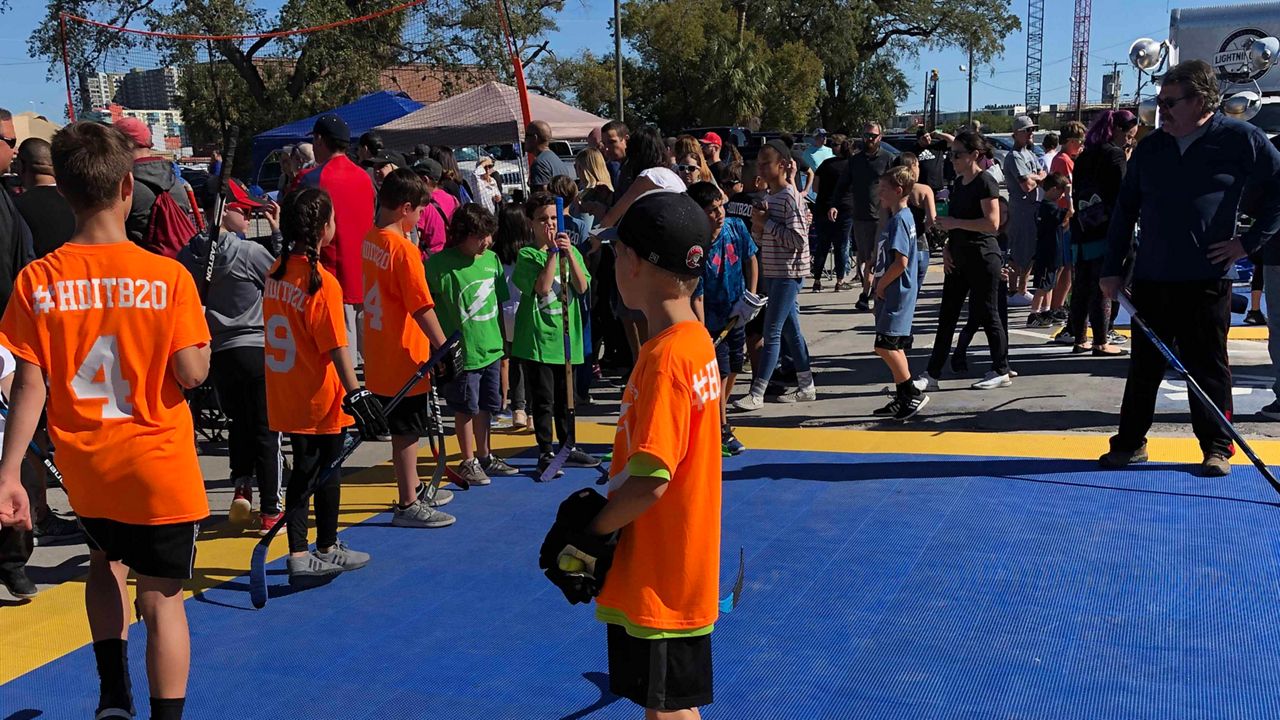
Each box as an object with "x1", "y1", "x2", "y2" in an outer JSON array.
[
  {"x1": 754, "y1": 277, "x2": 811, "y2": 389},
  {"x1": 1265, "y1": 265, "x2": 1280, "y2": 397},
  {"x1": 812, "y1": 215, "x2": 853, "y2": 281}
]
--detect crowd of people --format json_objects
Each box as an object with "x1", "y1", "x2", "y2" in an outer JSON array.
[{"x1": 1, "y1": 56, "x2": 1280, "y2": 719}]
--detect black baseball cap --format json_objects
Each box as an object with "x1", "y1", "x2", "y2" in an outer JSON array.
[
  {"x1": 366, "y1": 150, "x2": 405, "y2": 168},
  {"x1": 410, "y1": 156, "x2": 443, "y2": 182},
  {"x1": 312, "y1": 114, "x2": 350, "y2": 144},
  {"x1": 599, "y1": 191, "x2": 712, "y2": 278}
]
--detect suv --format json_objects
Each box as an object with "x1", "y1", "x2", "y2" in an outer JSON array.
[{"x1": 455, "y1": 145, "x2": 524, "y2": 198}]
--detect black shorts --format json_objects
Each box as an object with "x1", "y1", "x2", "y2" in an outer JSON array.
[
  {"x1": 80, "y1": 517, "x2": 200, "y2": 580},
  {"x1": 445, "y1": 360, "x2": 503, "y2": 416},
  {"x1": 1031, "y1": 263, "x2": 1059, "y2": 292},
  {"x1": 373, "y1": 391, "x2": 432, "y2": 438},
  {"x1": 874, "y1": 333, "x2": 913, "y2": 351},
  {"x1": 713, "y1": 322, "x2": 746, "y2": 375},
  {"x1": 607, "y1": 623, "x2": 713, "y2": 711}
]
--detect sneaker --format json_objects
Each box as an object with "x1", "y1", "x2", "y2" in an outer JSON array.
[
  {"x1": 414, "y1": 482, "x2": 454, "y2": 507},
  {"x1": 0, "y1": 566, "x2": 37, "y2": 598},
  {"x1": 873, "y1": 396, "x2": 902, "y2": 416},
  {"x1": 1027, "y1": 313, "x2": 1053, "y2": 328},
  {"x1": 721, "y1": 428, "x2": 746, "y2": 455},
  {"x1": 950, "y1": 352, "x2": 968, "y2": 374},
  {"x1": 536, "y1": 452, "x2": 564, "y2": 479},
  {"x1": 836, "y1": 280, "x2": 856, "y2": 291},
  {"x1": 1261, "y1": 401, "x2": 1280, "y2": 421},
  {"x1": 1050, "y1": 308, "x2": 1068, "y2": 324},
  {"x1": 228, "y1": 477, "x2": 254, "y2": 525},
  {"x1": 33, "y1": 511, "x2": 83, "y2": 546},
  {"x1": 1098, "y1": 442, "x2": 1148, "y2": 469},
  {"x1": 565, "y1": 447, "x2": 601, "y2": 468},
  {"x1": 894, "y1": 393, "x2": 930, "y2": 421},
  {"x1": 1200, "y1": 453, "x2": 1231, "y2": 477},
  {"x1": 1025, "y1": 312, "x2": 1043, "y2": 327},
  {"x1": 811, "y1": 279, "x2": 823, "y2": 292},
  {"x1": 775, "y1": 385, "x2": 817, "y2": 403},
  {"x1": 1107, "y1": 330, "x2": 1128, "y2": 345},
  {"x1": 392, "y1": 499, "x2": 456, "y2": 528},
  {"x1": 315, "y1": 539, "x2": 370, "y2": 571},
  {"x1": 911, "y1": 373, "x2": 939, "y2": 392},
  {"x1": 971, "y1": 371, "x2": 1012, "y2": 390},
  {"x1": 511, "y1": 409, "x2": 530, "y2": 430},
  {"x1": 1008, "y1": 292, "x2": 1032, "y2": 307},
  {"x1": 1008, "y1": 367, "x2": 1019, "y2": 378},
  {"x1": 1053, "y1": 329, "x2": 1076, "y2": 345},
  {"x1": 733, "y1": 393, "x2": 764, "y2": 412},
  {"x1": 1245, "y1": 310, "x2": 1267, "y2": 326},
  {"x1": 258, "y1": 511, "x2": 284, "y2": 537},
  {"x1": 94, "y1": 710, "x2": 135, "y2": 720},
  {"x1": 287, "y1": 552, "x2": 344, "y2": 585},
  {"x1": 480, "y1": 455, "x2": 520, "y2": 476},
  {"x1": 854, "y1": 296, "x2": 871, "y2": 312},
  {"x1": 454, "y1": 458, "x2": 492, "y2": 487}
]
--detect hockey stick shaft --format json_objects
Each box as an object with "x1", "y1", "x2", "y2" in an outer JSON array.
[
  {"x1": 201, "y1": 130, "x2": 238, "y2": 298},
  {"x1": 540, "y1": 198, "x2": 576, "y2": 482},
  {"x1": 1119, "y1": 292, "x2": 1280, "y2": 495},
  {"x1": 0, "y1": 401, "x2": 63, "y2": 488}
]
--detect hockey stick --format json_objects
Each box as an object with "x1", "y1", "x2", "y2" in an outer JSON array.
[
  {"x1": 249, "y1": 331, "x2": 462, "y2": 609},
  {"x1": 417, "y1": 379, "x2": 454, "y2": 505},
  {"x1": 200, "y1": 130, "x2": 237, "y2": 302},
  {"x1": 0, "y1": 400, "x2": 63, "y2": 490},
  {"x1": 1118, "y1": 292, "x2": 1280, "y2": 495},
  {"x1": 719, "y1": 547, "x2": 745, "y2": 613},
  {"x1": 539, "y1": 198, "x2": 578, "y2": 482}
]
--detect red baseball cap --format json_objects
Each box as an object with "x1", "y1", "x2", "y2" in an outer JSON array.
[
  {"x1": 114, "y1": 117, "x2": 152, "y2": 149},
  {"x1": 699, "y1": 132, "x2": 723, "y2": 147},
  {"x1": 226, "y1": 178, "x2": 266, "y2": 212}
]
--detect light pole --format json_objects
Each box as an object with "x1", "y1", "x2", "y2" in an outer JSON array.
[
  {"x1": 959, "y1": 46, "x2": 974, "y2": 126},
  {"x1": 614, "y1": 0, "x2": 623, "y2": 121}
]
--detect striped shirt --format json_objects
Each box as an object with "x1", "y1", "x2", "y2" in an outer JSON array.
[{"x1": 758, "y1": 186, "x2": 810, "y2": 279}]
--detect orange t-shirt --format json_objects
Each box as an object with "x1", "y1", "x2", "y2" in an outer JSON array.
[
  {"x1": 597, "y1": 321, "x2": 723, "y2": 631},
  {"x1": 0, "y1": 241, "x2": 210, "y2": 525},
  {"x1": 263, "y1": 256, "x2": 352, "y2": 434},
  {"x1": 361, "y1": 226, "x2": 435, "y2": 397}
]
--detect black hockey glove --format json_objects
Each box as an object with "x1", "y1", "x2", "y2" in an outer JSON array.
[
  {"x1": 539, "y1": 487, "x2": 618, "y2": 605},
  {"x1": 343, "y1": 388, "x2": 390, "y2": 442},
  {"x1": 431, "y1": 340, "x2": 465, "y2": 387}
]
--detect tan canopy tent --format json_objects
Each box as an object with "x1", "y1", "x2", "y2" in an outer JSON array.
[
  {"x1": 374, "y1": 81, "x2": 609, "y2": 148},
  {"x1": 13, "y1": 112, "x2": 61, "y2": 144}
]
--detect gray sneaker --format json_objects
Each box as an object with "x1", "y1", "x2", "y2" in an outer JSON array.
[
  {"x1": 480, "y1": 455, "x2": 520, "y2": 476},
  {"x1": 315, "y1": 539, "x2": 370, "y2": 571},
  {"x1": 33, "y1": 512, "x2": 83, "y2": 547},
  {"x1": 454, "y1": 458, "x2": 491, "y2": 487},
  {"x1": 392, "y1": 499, "x2": 456, "y2": 528},
  {"x1": 287, "y1": 552, "x2": 344, "y2": 585}
]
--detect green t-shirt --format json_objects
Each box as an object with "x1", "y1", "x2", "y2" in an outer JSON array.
[
  {"x1": 424, "y1": 247, "x2": 510, "y2": 370},
  {"x1": 511, "y1": 245, "x2": 590, "y2": 364}
]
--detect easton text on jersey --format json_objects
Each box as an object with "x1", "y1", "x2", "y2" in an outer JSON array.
[{"x1": 32, "y1": 278, "x2": 170, "y2": 314}]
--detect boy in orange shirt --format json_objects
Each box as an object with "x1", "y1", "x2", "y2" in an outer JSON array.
[
  {"x1": 362, "y1": 169, "x2": 459, "y2": 528},
  {"x1": 0, "y1": 121, "x2": 211, "y2": 720},
  {"x1": 590, "y1": 192, "x2": 722, "y2": 719}
]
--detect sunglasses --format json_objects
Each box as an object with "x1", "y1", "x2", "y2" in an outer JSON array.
[
  {"x1": 674, "y1": 163, "x2": 699, "y2": 174},
  {"x1": 0, "y1": 136, "x2": 14, "y2": 149},
  {"x1": 864, "y1": 133, "x2": 880, "y2": 141},
  {"x1": 1156, "y1": 95, "x2": 1190, "y2": 110}
]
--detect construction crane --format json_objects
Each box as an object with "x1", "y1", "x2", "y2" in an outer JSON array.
[
  {"x1": 1025, "y1": 0, "x2": 1044, "y2": 113},
  {"x1": 1070, "y1": 0, "x2": 1092, "y2": 114}
]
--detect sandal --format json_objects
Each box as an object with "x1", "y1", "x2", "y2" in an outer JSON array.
[
  {"x1": 1072, "y1": 344, "x2": 1092, "y2": 354},
  {"x1": 1093, "y1": 345, "x2": 1127, "y2": 356}
]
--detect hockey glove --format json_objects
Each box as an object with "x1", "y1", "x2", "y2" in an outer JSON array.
[
  {"x1": 539, "y1": 487, "x2": 618, "y2": 605},
  {"x1": 730, "y1": 290, "x2": 767, "y2": 327},
  {"x1": 431, "y1": 340, "x2": 465, "y2": 387},
  {"x1": 342, "y1": 388, "x2": 391, "y2": 442}
]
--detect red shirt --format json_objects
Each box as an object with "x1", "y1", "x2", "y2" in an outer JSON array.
[
  {"x1": 298, "y1": 154, "x2": 376, "y2": 303},
  {"x1": 1051, "y1": 152, "x2": 1075, "y2": 210}
]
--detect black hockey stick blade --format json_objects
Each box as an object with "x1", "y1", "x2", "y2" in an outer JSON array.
[
  {"x1": 1119, "y1": 293, "x2": 1280, "y2": 498},
  {"x1": 719, "y1": 547, "x2": 745, "y2": 613},
  {"x1": 249, "y1": 333, "x2": 462, "y2": 608}
]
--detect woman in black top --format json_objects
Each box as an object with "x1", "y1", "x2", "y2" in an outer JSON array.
[
  {"x1": 1068, "y1": 109, "x2": 1137, "y2": 354},
  {"x1": 921, "y1": 131, "x2": 1011, "y2": 388}
]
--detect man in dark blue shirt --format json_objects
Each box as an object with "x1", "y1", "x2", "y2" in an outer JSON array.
[{"x1": 1100, "y1": 59, "x2": 1280, "y2": 477}]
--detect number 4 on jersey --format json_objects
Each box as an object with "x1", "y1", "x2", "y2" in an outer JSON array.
[{"x1": 71, "y1": 335, "x2": 134, "y2": 419}]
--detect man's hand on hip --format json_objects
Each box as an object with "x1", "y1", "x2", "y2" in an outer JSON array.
[{"x1": 1207, "y1": 236, "x2": 1247, "y2": 266}]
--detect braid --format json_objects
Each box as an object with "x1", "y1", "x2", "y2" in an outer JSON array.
[{"x1": 277, "y1": 187, "x2": 333, "y2": 295}]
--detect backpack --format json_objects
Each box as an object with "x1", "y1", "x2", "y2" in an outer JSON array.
[{"x1": 141, "y1": 182, "x2": 198, "y2": 258}]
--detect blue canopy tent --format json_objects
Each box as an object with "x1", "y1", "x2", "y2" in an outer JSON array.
[{"x1": 250, "y1": 90, "x2": 424, "y2": 187}]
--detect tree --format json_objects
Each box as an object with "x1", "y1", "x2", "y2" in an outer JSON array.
[{"x1": 25, "y1": 0, "x2": 563, "y2": 166}]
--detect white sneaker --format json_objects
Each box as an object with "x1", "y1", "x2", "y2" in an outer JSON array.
[
  {"x1": 911, "y1": 373, "x2": 939, "y2": 392},
  {"x1": 733, "y1": 393, "x2": 764, "y2": 411},
  {"x1": 971, "y1": 371, "x2": 1012, "y2": 389},
  {"x1": 776, "y1": 385, "x2": 817, "y2": 403},
  {"x1": 1008, "y1": 292, "x2": 1033, "y2": 307}
]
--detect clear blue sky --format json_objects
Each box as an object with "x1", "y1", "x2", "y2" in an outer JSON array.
[{"x1": 0, "y1": 0, "x2": 1257, "y2": 120}]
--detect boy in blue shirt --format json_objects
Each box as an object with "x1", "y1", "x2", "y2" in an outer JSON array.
[
  {"x1": 1027, "y1": 172, "x2": 1070, "y2": 328},
  {"x1": 688, "y1": 182, "x2": 757, "y2": 454},
  {"x1": 873, "y1": 166, "x2": 928, "y2": 420}
]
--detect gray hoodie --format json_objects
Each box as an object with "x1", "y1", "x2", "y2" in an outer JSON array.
[{"x1": 178, "y1": 230, "x2": 275, "y2": 352}]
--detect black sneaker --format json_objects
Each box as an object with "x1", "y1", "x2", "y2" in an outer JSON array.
[
  {"x1": 1025, "y1": 312, "x2": 1042, "y2": 328},
  {"x1": 1050, "y1": 309, "x2": 1068, "y2": 325},
  {"x1": 1027, "y1": 313, "x2": 1053, "y2": 328},
  {"x1": 1262, "y1": 400, "x2": 1280, "y2": 421},
  {"x1": 0, "y1": 566, "x2": 38, "y2": 598},
  {"x1": 536, "y1": 452, "x2": 564, "y2": 479},
  {"x1": 565, "y1": 447, "x2": 601, "y2": 468},
  {"x1": 721, "y1": 427, "x2": 746, "y2": 455},
  {"x1": 894, "y1": 393, "x2": 930, "y2": 421},
  {"x1": 873, "y1": 397, "x2": 902, "y2": 416},
  {"x1": 1245, "y1": 310, "x2": 1267, "y2": 326},
  {"x1": 854, "y1": 296, "x2": 871, "y2": 312}
]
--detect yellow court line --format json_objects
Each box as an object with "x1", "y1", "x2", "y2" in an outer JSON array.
[
  {"x1": 6, "y1": 422, "x2": 1280, "y2": 683},
  {"x1": 1109, "y1": 326, "x2": 1269, "y2": 342}
]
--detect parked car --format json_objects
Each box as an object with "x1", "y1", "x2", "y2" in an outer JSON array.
[
  {"x1": 456, "y1": 145, "x2": 524, "y2": 198},
  {"x1": 548, "y1": 140, "x2": 587, "y2": 181}
]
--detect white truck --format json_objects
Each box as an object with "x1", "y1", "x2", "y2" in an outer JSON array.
[{"x1": 1166, "y1": 3, "x2": 1280, "y2": 135}]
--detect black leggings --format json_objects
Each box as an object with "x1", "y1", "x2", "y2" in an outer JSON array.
[
  {"x1": 211, "y1": 346, "x2": 283, "y2": 514},
  {"x1": 955, "y1": 279, "x2": 1009, "y2": 357},
  {"x1": 1069, "y1": 256, "x2": 1112, "y2": 346},
  {"x1": 928, "y1": 240, "x2": 1010, "y2": 376},
  {"x1": 522, "y1": 359, "x2": 570, "y2": 454},
  {"x1": 285, "y1": 433, "x2": 344, "y2": 554}
]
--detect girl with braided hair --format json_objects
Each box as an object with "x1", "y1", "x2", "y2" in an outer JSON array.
[{"x1": 264, "y1": 187, "x2": 389, "y2": 586}]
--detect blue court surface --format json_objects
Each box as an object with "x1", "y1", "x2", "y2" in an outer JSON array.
[{"x1": 7, "y1": 446, "x2": 1280, "y2": 719}]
